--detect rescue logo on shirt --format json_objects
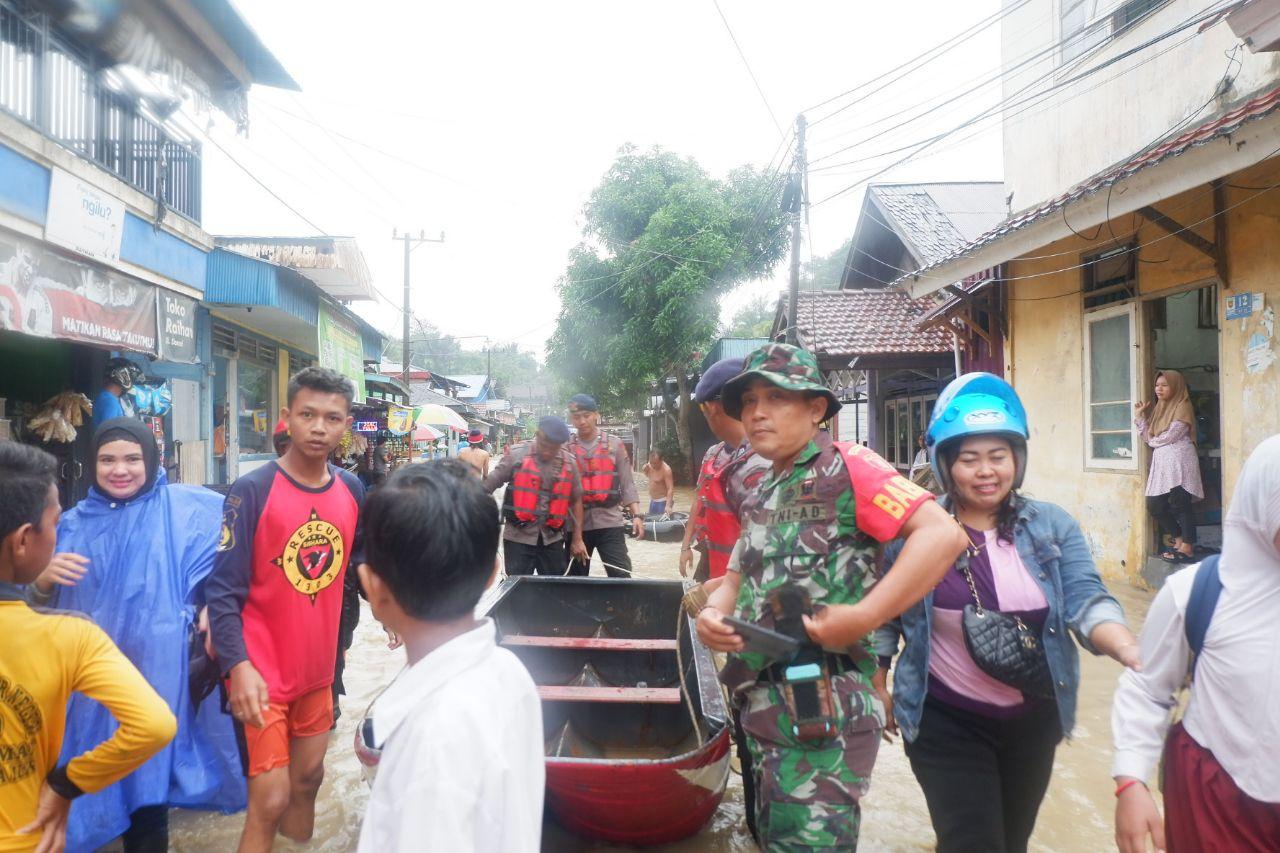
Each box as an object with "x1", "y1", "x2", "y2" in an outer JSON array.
[
  {"x1": 217, "y1": 496, "x2": 241, "y2": 553},
  {"x1": 272, "y1": 508, "x2": 345, "y2": 603},
  {"x1": 0, "y1": 676, "x2": 41, "y2": 785}
]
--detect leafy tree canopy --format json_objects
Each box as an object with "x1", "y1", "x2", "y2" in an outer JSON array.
[{"x1": 547, "y1": 145, "x2": 790, "y2": 414}]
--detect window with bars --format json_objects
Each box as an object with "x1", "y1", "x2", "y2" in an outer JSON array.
[
  {"x1": 1060, "y1": 0, "x2": 1170, "y2": 64},
  {"x1": 1082, "y1": 244, "x2": 1137, "y2": 311},
  {"x1": 211, "y1": 324, "x2": 278, "y2": 366}
]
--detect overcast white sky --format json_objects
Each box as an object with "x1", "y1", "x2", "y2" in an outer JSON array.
[{"x1": 201, "y1": 1, "x2": 1008, "y2": 361}]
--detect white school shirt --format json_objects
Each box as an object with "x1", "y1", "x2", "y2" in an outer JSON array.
[
  {"x1": 358, "y1": 619, "x2": 545, "y2": 853},
  {"x1": 1112, "y1": 434, "x2": 1280, "y2": 804}
]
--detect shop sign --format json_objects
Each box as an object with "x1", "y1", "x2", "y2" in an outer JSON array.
[
  {"x1": 158, "y1": 292, "x2": 198, "y2": 363},
  {"x1": 317, "y1": 304, "x2": 366, "y2": 402},
  {"x1": 0, "y1": 231, "x2": 158, "y2": 353},
  {"x1": 387, "y1": 406, "x2": 413, "y2": 434},
  {"x1": 44, "y1": 168, "x2": 127, "y2": 264},
  {"x1": 354, "y1": 420, "x2": 380, "y2": 433}
]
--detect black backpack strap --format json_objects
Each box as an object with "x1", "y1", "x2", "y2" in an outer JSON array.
[{"x1": 1184, "y1": 554, "x2": 1222, "y2": 677}]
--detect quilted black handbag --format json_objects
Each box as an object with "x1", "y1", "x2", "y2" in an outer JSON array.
[{"x1": 959, "y1": 556, "x2": 1055, "y2": 699}]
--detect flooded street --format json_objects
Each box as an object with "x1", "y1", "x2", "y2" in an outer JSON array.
[{"x1": 170, "y1": 483, "x2": 1154, "y2": 851}]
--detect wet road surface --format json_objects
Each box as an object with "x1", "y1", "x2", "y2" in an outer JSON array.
[{"x1": 170, "y1": 482, "x2": 1153, "y2": 851}]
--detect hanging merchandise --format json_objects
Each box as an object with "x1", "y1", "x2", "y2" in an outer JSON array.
[
  {"x1": 128, "y1": 381, "x2": 174, "y2": 417},
  {"x1": 27, "y1": 392, "x2": 92, "y2": 443}
]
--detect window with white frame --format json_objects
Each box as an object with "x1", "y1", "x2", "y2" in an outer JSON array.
[
  {"x1": 1083, "y1": 304, "x2": 1137, "y2": 468},
  {"x1": 1060, "y1": 0, "x2": 1170, "y2": 64},
  {"x1": 883, "y1": 393, "x2": 938, "y2": 470}
]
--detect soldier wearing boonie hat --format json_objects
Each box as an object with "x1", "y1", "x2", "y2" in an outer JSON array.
[{"x1": 694, "y1": 342, "x2": 968, "y2": 850}]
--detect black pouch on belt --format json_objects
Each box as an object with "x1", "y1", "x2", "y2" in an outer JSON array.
[{"x1": 766, "y1": 585, "x2": 838, "y2": 741}]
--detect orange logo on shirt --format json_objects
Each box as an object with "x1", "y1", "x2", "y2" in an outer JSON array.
[{"x1": 272, "y1": 509, "x2": 345, "y2": 603}]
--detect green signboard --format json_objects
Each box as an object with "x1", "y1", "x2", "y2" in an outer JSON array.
[{"x1": 318, "y1": 305, "x2": 366, "y2": 402}]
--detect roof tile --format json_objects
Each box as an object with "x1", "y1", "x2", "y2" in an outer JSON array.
[{"x1": 789, "y1": 290, "x2": 952, "y2": 357}]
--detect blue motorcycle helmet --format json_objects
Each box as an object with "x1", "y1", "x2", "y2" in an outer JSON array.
[{"x1": 926, "y1": 372, "x2": 1029, "y2": 494}]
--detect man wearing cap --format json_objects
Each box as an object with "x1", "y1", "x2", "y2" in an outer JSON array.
[
  {"x1": 680, "y1": 357, "x2": 772, "y2": 583},
  {"x1": 458, "y1": 428, "x2": 491, "y2": 478},
  {"x1": 566, "y1": 394, "x2": 642, "y2": 578},
  {"x1": 694, "y1": 343, "x2": 967, "y2": 850},
  {"x1": 483, "y1": 416, "x2": 588, "y2": 576}
]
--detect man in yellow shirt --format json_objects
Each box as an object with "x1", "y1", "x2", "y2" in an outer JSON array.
[{"x1": 0, "y1": 442, "x2": 175, "y2": 853}]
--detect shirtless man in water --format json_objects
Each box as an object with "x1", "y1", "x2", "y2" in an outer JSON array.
[
  {"x1": 642, "y1": 450, "x2": 674, "y2": 516},
  {"x1": 458, "y1": 429, "x2": 490, "y2": 477}
]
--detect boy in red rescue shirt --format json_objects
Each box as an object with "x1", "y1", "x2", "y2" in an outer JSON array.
[{"x1": 206, "y1": 367, "x2": 364, "y2": 853}]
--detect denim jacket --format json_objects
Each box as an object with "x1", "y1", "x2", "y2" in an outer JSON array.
[{"x1": 873, "y1": 496, "x2": 1127, "y2": 743}]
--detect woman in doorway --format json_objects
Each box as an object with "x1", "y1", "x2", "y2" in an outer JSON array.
[
  {"x1": 1136, "y1": 369, "x2": 1203, "y2": 562},
  {"x1": 30, "y1": 417, "x2": 245, "y2": 851},
  {"x1": 875, "y1": 373, "x2": 1140, "y2": 853}
]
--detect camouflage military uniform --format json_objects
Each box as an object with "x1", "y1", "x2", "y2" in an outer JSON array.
[{"x1": 718, "y1": 343, "x2": 933, "y2": 851}]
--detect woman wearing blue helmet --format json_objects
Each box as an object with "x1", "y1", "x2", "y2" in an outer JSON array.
[{"x1": 874, "y1": 373, "x2": 1140, "y2": 852}]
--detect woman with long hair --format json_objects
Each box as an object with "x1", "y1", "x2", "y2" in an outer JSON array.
[
  {"x1": 1135, "y1": 369, "x2": 1203, "y2": 562},
  {"x1": 875, "y1": 373, "x2": 1140, "y2": 852}
]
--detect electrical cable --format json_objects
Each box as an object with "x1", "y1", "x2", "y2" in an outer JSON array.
[
  {"x1": 711, "y1": 0, "x2": 785, "y2": 139},
  {"x1": 808, "y1": 0, "x2": 1239, "y2": 205},
  {"x1": 804, "y1": 0, "x2": 1032, "y2": 124}
]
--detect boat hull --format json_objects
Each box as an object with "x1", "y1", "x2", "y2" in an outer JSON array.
[
  {"x1": 484, "y1": 576, "x2": 730, "y2": 846},
  {"x1": 546, "y1": 726, "x2": 731, "y2": 845}
]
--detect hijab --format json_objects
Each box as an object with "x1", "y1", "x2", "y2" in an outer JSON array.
[
  {"x1": 1147, "y1": 369, "x2": 1196, "y2": 440},
  {"x1": 1183, "y1": 434, "x2": 1280, "y2": 801},
  {"x1": 93, "y1": 416, "x2": 160, "y2": 499}
]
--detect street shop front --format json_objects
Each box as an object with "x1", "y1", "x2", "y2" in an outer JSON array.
[{"x1": 0, "y1": 227, "x2": 203, "y2": 505}]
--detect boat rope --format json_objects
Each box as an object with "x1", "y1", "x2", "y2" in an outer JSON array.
[{"x1": 674, "y1": 602, "x2": 706, "y2": 749}]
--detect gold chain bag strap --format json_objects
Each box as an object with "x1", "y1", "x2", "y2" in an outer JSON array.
[{"x1": 957, "y1": 531, "x2": 1055, "y2": 699}]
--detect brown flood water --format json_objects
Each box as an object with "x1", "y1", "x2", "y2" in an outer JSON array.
[{"x1": 169, "y1": 482, "x2": 1153, "y2": 851}]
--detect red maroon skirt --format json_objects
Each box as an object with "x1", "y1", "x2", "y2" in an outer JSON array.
[{"x1": 1163, "y1": 722, "x2": 1280, "y2": 852}]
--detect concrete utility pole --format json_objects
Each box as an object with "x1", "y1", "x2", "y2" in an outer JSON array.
[
  {"x1": 392, "y1": 228, "x2": 445, "y2": 388},
  {"x1": 786, "y1": 114, "x2": 807, "y2": 346}
]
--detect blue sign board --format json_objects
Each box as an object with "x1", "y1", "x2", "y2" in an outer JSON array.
[{"x1": 1226, "y1": 292, "x2": 1257, "y2": 321}]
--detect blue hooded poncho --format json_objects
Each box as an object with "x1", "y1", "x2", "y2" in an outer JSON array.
[{"x1": 53, "y1": 420, "x2": 245, "y2": 851}]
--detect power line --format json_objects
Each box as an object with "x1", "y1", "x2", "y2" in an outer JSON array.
[
  {"x1": 711, "y1": 0, "x2": 785, "y2": 139},
  {"x1": 198, "y1": 123, "x2": 329, "y2": 235},
  {"x1": 810, "y1": 0, "x2": 1240, "y2": 207},
  {"x1": 807, "y1": 0, "x2": 1032, "y2": 132}
]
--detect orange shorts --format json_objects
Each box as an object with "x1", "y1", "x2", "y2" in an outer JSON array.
[{"x1": 236, "y1": 686, "x2": 333, "y2": 777}]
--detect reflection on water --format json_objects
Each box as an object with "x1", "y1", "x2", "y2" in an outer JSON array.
[{"x1": 170, "y1": 482, "x2": 1154, "y2": 851}]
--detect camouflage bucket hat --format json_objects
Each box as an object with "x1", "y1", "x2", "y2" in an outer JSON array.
[{"x1": 721, "y1": 342, "x2": 842, "y2": 421}]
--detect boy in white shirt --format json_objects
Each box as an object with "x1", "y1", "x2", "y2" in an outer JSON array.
[{"x1": 355, "y1": 460, "x2": 544, "y2": 853}]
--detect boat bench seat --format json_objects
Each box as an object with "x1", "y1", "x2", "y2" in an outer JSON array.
[
  {"x1": 501, "y1": 635, "x2": 678, "y2": 651},
  {"x1": 537, "y1": 685, "x2": 682, "y2": 704}
]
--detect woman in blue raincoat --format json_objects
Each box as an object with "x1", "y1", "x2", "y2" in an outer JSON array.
[{"x1": 31, "y1": 417, "x2": 245, "y2": 852}]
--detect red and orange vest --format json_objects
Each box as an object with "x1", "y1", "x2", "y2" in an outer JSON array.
[
  {"x1": 696, "y1": 445, "x2": 741, "y2": 579},
  {"x1": 506, "y1": 451, "x2": 573, "y2": 529},
  {"x1": 571, "y1": 436, "x2": 621, "y2": 506}
]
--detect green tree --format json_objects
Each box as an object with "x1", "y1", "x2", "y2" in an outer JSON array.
[
  {"x1": 547, "y1": 145, "x2": 789, "y2": 475},
  {"x1": 723, "y1": 292, "x2": 776, "y2": 338}
]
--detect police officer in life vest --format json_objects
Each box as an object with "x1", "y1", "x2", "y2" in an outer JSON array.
[
  {"x1": 565, "y1": 393, "x2": 642, "y2": 577},
  {"x1": 680, "y1": 357, "x2": 772, "y2": 583},
  {"x1": 483, "y1": 415, "x2": 588, "y2": 576},
  {"x1": 695, "y1": 343, "x2": 968, "y2": 851}
]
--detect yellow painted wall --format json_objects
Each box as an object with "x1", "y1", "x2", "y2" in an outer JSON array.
[{"x1": 1005, "y1": 157, "x2": 1280, "y2": 583}]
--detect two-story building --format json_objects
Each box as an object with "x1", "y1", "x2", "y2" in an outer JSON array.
[
  {"x1": 0, "y1": 1, "x2": 386, "y2": 494},
  {"x1": 897, "y1": 0, "x2": 1280, "y2": 583}
]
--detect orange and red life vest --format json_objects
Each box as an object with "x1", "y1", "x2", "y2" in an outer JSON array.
[
  {"x1": 571, "y1": 436, "x2": 621, "y2": 506},
  {"x1": 697, "y1": 443, "x2": 743, "y2": 579},
  {"x1": 505, "y1": 451, "x2": 574, "y2": 529}
]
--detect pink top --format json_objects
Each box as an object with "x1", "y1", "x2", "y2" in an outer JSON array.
[
  {"x1": 1137, "y1": 418, "x2": 1204, "y2": 499},
  {"x1": 928, "y1": 529, "x2": 1050, "y2": 714}
]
